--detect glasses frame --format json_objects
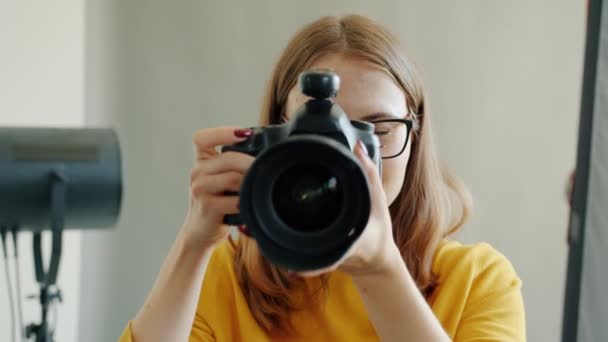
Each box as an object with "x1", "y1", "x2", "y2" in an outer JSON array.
[
  {"x1": 278, "y1": 115, "x2": 414, "y2": 159},
  {"x1": 368, "y1": 118, "x2": 414, "y2": 159}
]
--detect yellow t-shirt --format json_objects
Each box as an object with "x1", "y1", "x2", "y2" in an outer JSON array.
[{"x1": 119, "y1": 239, "x2": 526, "y2": 341}]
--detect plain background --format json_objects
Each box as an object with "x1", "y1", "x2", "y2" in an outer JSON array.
[{"x1": 0, "y1": 1, "x2": 585, "y2": 341}]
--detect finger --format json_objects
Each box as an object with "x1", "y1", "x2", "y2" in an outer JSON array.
[
  {"x1": 209, "y1": 195, "x2": 240, "y2": 215},
  {"x1": 193, "y1": 127, "x2": 253, "y2": 158},
  {"x1": 191, "y1": 193, "x2": 240, "y2": 216},
  {"x1": 195, "y1": 171, "x2": 243, "y2": 194},
  {"x1": 199, "y1": 152, "x2": 254, "y2": 175},
  {"x1": 354, "y1": 141, "x2": 382, "y2": 190}
]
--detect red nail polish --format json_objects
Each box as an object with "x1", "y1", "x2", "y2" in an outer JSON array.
[
  {"x1": 234, "y1": 129, "x2": 253, "y2": 138},
  {"x1": 237, "y1": 224, "x2": 250, "y2": 236}
]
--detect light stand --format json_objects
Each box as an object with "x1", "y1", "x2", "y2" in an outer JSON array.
[
  {"x1": 0, "y1": 127, "x2": 123, "y2": 341},
  {"x1": 24, "y1": 170, "x2": 66, "y2": 342}
]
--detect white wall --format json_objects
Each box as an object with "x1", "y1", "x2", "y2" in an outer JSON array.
[
  {"x1": 0, "y1": 1, "x2": 84, "y2": 341},
  {"x1": 82, "y1": 1, "x2": 584, "y2": 341}
]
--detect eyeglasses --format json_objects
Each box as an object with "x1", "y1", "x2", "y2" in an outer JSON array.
[
  {"x1": 278, "y1": 115, "x2": 413, "y2": 159},
  {"x1": 368, "y1": 118, "x2": 413, "y2": 159}
]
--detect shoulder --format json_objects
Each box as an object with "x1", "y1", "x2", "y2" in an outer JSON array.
[
  {"x1": 197, "y1": 239, "x2": 239, "y2": 307},
  {"x1": 203, "y1": 238, "x2": 237, "y2": 285},
  {"x1": 209, "y1": 238, "x2": 237, "y2": 265},
  {"x1": 432, "y1": 240, "x2": 521, "y2": 303},
  {"x1": 431, "y1": 241, "x2": 526, "y2": 339}
]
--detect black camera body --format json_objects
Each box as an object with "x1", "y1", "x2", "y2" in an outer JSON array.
[{"x1": 222, "y1": 70, "x2": 381, "y2": 271}]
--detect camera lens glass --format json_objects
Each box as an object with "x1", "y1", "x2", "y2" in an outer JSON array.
[{"x1": 272, "y1": 164, "x2": 343, "y2": 232}]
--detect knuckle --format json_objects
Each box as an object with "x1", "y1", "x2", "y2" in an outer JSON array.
[
  {"x1": 192, "y1": 130, "x2": 205, "y2": 146},
  {"x1": 227, "y1": 152, "x2": 250, "y2": 171},
  {"x1": 225, "y1": 158, "x2": 240, "y2": 173},
  {"x1": 190, "y1": 181, "x2": 206, "y2": 199},
  {"x1": 189, "y1": 167, "x2": 201, "y2": 184},
  {"x1": 190, "y1": 163, "x2": 209, "y2": 183},
  {"x1": 228, "y1": 172, "x2": 242, "y2": 189}
]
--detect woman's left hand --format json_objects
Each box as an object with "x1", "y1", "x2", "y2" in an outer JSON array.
[{"x1": 295, "y1": 140, "x2": 402, "y2": 278}]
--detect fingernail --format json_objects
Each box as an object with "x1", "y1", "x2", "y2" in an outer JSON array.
[
  {"x1": 357, "y1": 140, "x2": 369, "y2": 156},
  {"x1": 234, "y1": 129, "x2": 253, "y2": 138},
  {"x1": 237, "y1": 224, "x2": 250, "y2": 236}
]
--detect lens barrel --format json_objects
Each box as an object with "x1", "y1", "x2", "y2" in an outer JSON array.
[{"x1": 237, "y1": 135, "x2": 370, "y2": 271}]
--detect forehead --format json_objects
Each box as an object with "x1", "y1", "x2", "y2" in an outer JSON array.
[{"x1": 286, "y1": 53, "x2": 408, "y2": 120}]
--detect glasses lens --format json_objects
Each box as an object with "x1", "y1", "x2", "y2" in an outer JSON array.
[
  {"x1": 372, "y1": 120, "x2": 409, "y2": 158},
  {"x1": 272, "y1": 164, "x2": 343, "y2": 232}
]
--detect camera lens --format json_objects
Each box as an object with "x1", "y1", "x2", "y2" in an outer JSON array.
[{"x1": 272, "y1": 164, "x2": 343, "y2": 232}]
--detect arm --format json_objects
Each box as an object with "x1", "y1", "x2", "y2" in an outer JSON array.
[
  {"x1": 329, "y1": 142, "x2": 449, "y2": 341},
  {"x1": 352, "y1": 249, "x2": 451, "y2": 342},
  {"x1": 130, "y1": 227, "x2": 214, "y2": 342},
  {"x1": 351, "y1": 241, "x2": 526, "y2": 342},
  {"x1": 119, "y1": 127, "x2": 255, "y2": 342}
]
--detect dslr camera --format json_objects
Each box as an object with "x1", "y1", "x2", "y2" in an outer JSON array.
[{"x1": 222, "y1": 70, "x2": 381, "y2": 271}]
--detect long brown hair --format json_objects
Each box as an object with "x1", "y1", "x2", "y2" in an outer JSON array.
[{"x1": 233, "y1": 14, "x2": 473, "y2": 334}]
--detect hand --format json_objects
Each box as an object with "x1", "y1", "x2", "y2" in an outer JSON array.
[
  {"x1": 295, "y1": 141, "x2": 402, "y2": 278},
  {"x1": 182, "y1": 127, "x2": 255, "y2": 251}
]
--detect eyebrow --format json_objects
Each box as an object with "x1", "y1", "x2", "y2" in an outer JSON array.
[{"x1": 360, "y1": 112, "x2": 400, "y2": 121}]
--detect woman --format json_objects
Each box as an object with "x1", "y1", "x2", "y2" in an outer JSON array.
[{"x1": 120, "y1": 14, "x2": 525, "y2": 341}]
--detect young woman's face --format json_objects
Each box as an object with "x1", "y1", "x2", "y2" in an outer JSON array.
[{"x1": 285, "y1": 53, "x2": 412, "y2": 205}]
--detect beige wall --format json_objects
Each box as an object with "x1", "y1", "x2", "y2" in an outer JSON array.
[
  {"x1": 0, "y1": 1, "x2": 84, "y2": 341},
  {"x1": 81, "y1": 1, "x2": 585, "y2": 341}
]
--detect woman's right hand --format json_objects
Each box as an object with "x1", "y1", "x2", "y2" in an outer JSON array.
[{"x1": 182, "y1": 126, "x2": 254, "y2": 251}]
